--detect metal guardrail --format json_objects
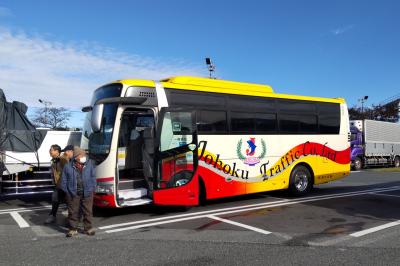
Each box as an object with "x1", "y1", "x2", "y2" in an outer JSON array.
[
  {"x1": 1, "y1": 172, "x2": 54, "y2": 196},
  {"x1": 2, "y1": 185, "x2": 54, "y2": 189},
  {"x1": 2, "y1": 179, "x2": 54, "y2": 195},
  {"x1": 1, "y1": 149, "x2": 54, "y2": 196},
  {"x1": 2, "y1": 179, "x2": 53, "y2": 183},
  {"x1": 1, "y1": 190, "x2": 53, "y2": 196}
]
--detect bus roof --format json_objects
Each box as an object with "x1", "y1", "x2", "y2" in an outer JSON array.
[{"x1": 116, "y1": 76, "x2": 345, "y2": 104}]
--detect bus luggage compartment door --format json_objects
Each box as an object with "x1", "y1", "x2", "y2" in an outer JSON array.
[{"x1": 153, "y1": 109, "x2": 199, "y2": 206}]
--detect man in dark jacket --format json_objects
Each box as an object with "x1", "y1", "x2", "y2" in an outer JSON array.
[{"x1": 61, "y1": 146, "x2": 96, "y2": 237}]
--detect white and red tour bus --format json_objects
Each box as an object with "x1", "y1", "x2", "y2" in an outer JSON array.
[{"x1": 81, "y1": 76, "x2": 350, "y2": 208}]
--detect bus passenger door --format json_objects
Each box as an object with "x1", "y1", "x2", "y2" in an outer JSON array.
[{"x1": 152, "y1": 109, "x2": 199, "y2": 206}]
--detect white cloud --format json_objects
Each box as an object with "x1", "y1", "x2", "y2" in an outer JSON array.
[
  {"x1": 0, "y1": 6, "x2": 12, "y2": 17},
  {"x1": 331, "y1": 24, "x2": 355, "y2": 36},
  {"x1": 0, "y1": 28, "x2": 203, "y2": 108}
]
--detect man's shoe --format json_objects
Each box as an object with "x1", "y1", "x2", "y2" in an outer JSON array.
[
  {"x1": 44, "y1": 215, "x2": 56, "y2": 224},
  {"x1": 66, "y1": 229, "x2": 78, "y2": 237},
  {"x1": 84, "y1": 228, "x2": 95, "y2": 236}
]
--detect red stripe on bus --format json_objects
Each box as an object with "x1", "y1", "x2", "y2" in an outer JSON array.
[{"x1": 97, "y1": 177, "x2": 114, "y2": 182}]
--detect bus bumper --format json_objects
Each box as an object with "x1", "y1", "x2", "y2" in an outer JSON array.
[{"x1": 94, "y1": 194, "x2": 117, "y2": 208}]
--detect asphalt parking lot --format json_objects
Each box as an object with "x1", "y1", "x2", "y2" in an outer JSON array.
[{"x1": 1, "y1": 170, "x2": 400, "y2": 266}]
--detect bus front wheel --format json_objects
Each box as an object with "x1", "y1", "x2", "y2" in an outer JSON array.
[{"x1": 289, "y1": 165, "x2": 313, "y2": 196}]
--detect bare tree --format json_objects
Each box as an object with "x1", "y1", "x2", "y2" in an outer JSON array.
[
  {"x1": 32, "y1": 107, "x2": 72, "y2": 129},
  {"x1": 349, "y1": 104, "x2": 399, "y2": 122}
]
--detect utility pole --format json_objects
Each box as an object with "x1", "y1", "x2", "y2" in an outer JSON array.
[
  {"x1": 38, "y1": 99, "x2": 52, "y2": 127},
  {"x1": 358, "y1": 95, "x2": 368, "y2": 117},
  {"x1": 205, "y1": 57, "x2": 216, "y2": 79}
]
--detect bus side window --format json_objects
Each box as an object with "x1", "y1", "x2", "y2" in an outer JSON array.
[
  {"x1": 279, "y1": 113, "x2": 299, "y2": 133},
  {"x1": 318, "y1": 103, "x2": 340, "y2": 134},
  {"x1": 231, "y1": 112, "x2": 255, "y2": 133},
  {"x1": 277, "y1": 99, "x2": 319, "y2": 134},
  {"x1": 160, "y1": 112, "x2": 193, "y2": 152},
  {"x1": 254, "y1": 113, "x2": 277, "y2": 133},
  {"x1": 196, "y1": 110, "x2": 227, "y2": 133}
]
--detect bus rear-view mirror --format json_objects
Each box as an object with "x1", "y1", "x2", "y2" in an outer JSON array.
[
  {"x1": 82, "y1": 106, "x2": 93, "y2": 112},
  {"x1": 91, "y1": 104, "x2": 104, "y2": 132}
]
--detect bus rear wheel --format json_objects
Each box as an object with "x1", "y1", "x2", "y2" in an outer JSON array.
[{"x1": 289, "y1": 165, "x2": 313, "y2": 196}]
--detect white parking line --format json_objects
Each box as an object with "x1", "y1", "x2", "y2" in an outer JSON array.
[
  {"x1": 0, "y1": 205, "x2": 67, "y2": 215},
  {"x1": 104, "y1": 186, "x2": 400, "y2": 234},
  {"x1": 203, "y1": 187, "x2": 400, "y2": 218},
  {"x1": 350, "y1": 220, "x2": 400, "y2": 237},
  {"x1": 100, "y1": 186, "x2": 400, "y2": 231},
  {"x1": 0, "y1": 205, "x2": 52, "y2": 214},
  {"x1": 99, "y1": 198, "x2": 290, "y2": 230},
  {"x1": 10, "y1": 212, "x2": 30, "y2": 228},
  {"x1": 207, "y1": 215, "x2": 271, "y2": 235},
  {"x1": 371, "y1": 193, "x2": 400, "y2": 199},
  {"x1": 106, "y1": 215, "x2": 211, "y2": 233}
]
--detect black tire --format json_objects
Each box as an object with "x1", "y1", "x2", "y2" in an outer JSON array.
[
  {"x1": 289, "y1": 165, "x2": 313, "y2": 196},
  {"x1": 353, "y1": 157, "x2": 363, "y2": 171},
  {"x1": 395, "y1": 156, "x2": 400, "y2": 168}
]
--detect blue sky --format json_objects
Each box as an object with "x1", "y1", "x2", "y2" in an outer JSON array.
[{"x1": 0, "y1": 0, "x2": 399, "y2": 127}]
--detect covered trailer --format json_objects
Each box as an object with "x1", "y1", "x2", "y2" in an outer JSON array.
[{"x1": 0, "y1": 89, "x2": 81, "y2": 196}]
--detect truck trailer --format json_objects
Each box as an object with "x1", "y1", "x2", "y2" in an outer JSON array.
[
  {"x1": 1, "y1": 130, "x2": 82, "y2": 196},
  {"x1": 0, "y1": 88, "x2": 82, "y2": 196},
  {"x1": 350, "y1": 120, "x2": 400, "y2": 170}
]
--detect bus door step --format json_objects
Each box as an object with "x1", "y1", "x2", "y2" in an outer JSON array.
[
  {"x1": 118, "y1": 188, "x2": 147, "y2": 201},
  {"x1": 118, "y1": 178, "x2": 147, "y2": 190},
  {"x1": 120, "y1": 198, "x2": 152, "y2": 207}
]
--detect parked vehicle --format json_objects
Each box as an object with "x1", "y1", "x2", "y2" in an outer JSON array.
[
  {"x1": 350, "y1": 120, "x2": 400, "y2": 170},
  {"x1": 82, "y1": 76, "x2": 350, "y2": 208},
  {"x1": 1, "y1": 130, "x2": 82, "y2": 196},
  {"x1": 0, "y1": 88, "x2": 81, "y2": 196}
]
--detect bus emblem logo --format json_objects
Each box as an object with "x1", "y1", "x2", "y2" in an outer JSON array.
[{"x1": 236, "y1": 138, "x2": 266, "y2": 166}]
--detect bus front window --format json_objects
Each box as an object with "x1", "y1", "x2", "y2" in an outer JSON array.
[{"x1": 82, "y1": 83, "x2": 122, "y2": 165}]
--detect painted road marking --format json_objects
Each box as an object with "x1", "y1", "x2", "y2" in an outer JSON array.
[
  {"x1": 106, "y1": 215, "x2": 213, "y2": 233},
  {"x1": 104, "y1": 186, "x2": 400, "y2": 234},
  {"x1": 10, "y1": 212, "x2": 30, "y2": 228},
  {"x1": 0, "y1": 205, "x2": 51, "y2": 214},
  {"x1": 99, "y1": 199, "x2": 290, "y2": 230},
  {"x1": 0, "y1": 205, "x2": 66, "y2": 215},
  {"x1": 207, "y1": 215, "x2": 271, "y2": 235},
  {"x1": 0, "y1": 206, "x2": 51, "y2": 214},
  {"x1": 202, "y1": 187, "x2": 400, "y2": 219},
  {"x1": 0, "y1": 205, "x2": 67, "y2": 230},
  {"x1": 371, "y1": 193, "x2": 400, "y2": 199},
  {"x1": 101, "y1": 186, "x2": 400, "y2": 231},
  {"x1": 350, "y1": 220, "x2": 400, "y2": 237}
]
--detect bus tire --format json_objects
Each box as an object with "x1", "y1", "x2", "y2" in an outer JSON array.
[
  {"x1": 395, "y1": 156, "x2": 400, "y2": 168},
  {"x1": 353, "y1": 157, "x2": 363, "y2": 171},
  {"x1": 289, "y1": 165, "x2": 313, "y2": 196}
]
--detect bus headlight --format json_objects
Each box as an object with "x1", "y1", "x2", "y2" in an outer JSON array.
[{"x1": 95, "y1": 183, "x2": 114, "y2": 194}]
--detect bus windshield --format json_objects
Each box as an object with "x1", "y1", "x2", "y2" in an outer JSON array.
[{"x1": 82, "y1": 83, "x2": 122, "y2": 164}]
